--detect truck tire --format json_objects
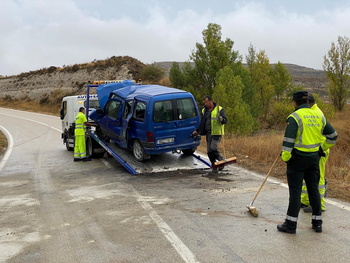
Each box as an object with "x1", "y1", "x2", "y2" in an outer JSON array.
[
  {"x1": 65, "y1": 131, "x2": 74, "y2": 151},
  {"x1": 132, "y1": 140, "x2": 150, "y2": 162},
  {"x1": 86, "y1": 135, "x2": 105, "y2": 158}
]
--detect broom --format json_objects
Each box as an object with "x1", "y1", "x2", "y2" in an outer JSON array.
[{"x1": 246, "y1": 155, "x2": 279, "y2": 217}]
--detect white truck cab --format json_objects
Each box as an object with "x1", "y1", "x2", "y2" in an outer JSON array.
[{"x1": 60, "y1": 94, "x2": 99, "y2": 150}]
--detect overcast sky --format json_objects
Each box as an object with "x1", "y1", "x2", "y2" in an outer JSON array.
[{"x1": 1, "y1": 0, "x2": 350, "y2": 76}]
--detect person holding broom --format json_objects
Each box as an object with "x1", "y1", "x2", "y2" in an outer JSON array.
[
  {"x1": 193, "y1": 95, "x2": 227, "y2": 172},
  {"x1": 278, "y1": 91, "x2": 337, "y2": 234}
]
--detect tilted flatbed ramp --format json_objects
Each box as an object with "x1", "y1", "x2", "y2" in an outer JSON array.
[{"x1": 89, "y1": 131, "x2": 211, "y2": 174}]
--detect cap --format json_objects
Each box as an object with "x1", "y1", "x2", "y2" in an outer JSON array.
[{"x1": 292, "y1": 91, "x2": 308, "y2": 101}]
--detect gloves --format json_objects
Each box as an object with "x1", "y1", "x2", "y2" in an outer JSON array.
[
  {"x1": 318, "y1": 147, "x2": 326, "y2": 157},
  {"x1": 281, "y1": 151, "x2": 292, "y2": 163},
  {"x1": 219, "y1": 116, "x2": 223, "y2": 122}
]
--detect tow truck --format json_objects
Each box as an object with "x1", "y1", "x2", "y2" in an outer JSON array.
[{"x1": 60, "y1": 80, "x2": 212, "y2": 174}]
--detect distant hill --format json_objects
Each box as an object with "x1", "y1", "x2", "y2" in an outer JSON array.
[
  {"x1": 0, "y1": 57, "x2": 328, "y2": 101},
  {"x1": 154, "y1": 61, "x2": 328, "y2": 96}
]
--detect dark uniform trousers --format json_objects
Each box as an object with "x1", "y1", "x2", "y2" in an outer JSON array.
[
  {"x1": 286, "y1": 152, "x2": 322, "y2": 229},
  {"x1": 206, "y1": 134, "x2": 223, "y2": 165}
]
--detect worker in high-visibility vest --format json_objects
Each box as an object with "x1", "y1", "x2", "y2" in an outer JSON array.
[
  {"x1": 301, "y1": 94, "x2": 328, "y2": 212},
  {"x1": 278, "y1": 91, "x2": 337, "y2": 234},
  {"x1": 74, "y1": 107, "x2": 95, "y2": 162},
  {"x1": 193, "y1": 95, "x2": 227, "y2": 172}
]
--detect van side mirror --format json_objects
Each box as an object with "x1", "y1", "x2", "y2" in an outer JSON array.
[{"x1": 96, "y1": 108, "x2": 104, "y2": 115}]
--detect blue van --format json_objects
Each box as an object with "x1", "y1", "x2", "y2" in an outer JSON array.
[{"x1": 89, "y1": 82, "x2": 201, "y2": 161}]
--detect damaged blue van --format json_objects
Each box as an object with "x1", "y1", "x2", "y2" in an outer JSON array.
[{"x1": 89, "y1": 80, "x2": 201, "y2": 161}]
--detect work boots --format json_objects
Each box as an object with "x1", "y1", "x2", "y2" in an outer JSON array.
[{"x1": 277, "y1": 222, "x2": 296, "y2": 234}]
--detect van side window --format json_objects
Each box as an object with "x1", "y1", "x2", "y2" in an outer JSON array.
[
  {"x1": 176, "y1": 98, "x2": 197, "y2": 119},
  {"x1": 153, "y1": 100, "x2": 174, "y2": 122},
  {"x1": 124, "y1": 100, "x2": 133, "y2": 118},
  {"x1": 134, "y1": 101, "x2": 146, "y2": 120},
  {"x1": 105, "y1": 100, "x2": 121, "y2": 119}
]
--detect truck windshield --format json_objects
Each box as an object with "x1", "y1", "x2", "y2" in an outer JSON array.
[{"x1": 84, "y1": 99, "x2": 99, "y2": 109}]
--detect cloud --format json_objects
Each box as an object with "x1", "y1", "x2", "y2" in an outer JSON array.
[{"x1": 1, "y1": 0, "x2": 350, "y2": 76}]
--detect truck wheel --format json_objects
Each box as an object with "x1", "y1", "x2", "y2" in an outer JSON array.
[
  {"x1": 132, "y1": 140, "x2": 149, "y2": 162},
  {"x1": 182, "y1": 147, "x2": 196, "y2": 155},
  {"x1": 65, "y1": 131, "x2": 73, "y2": 151},
  {"x1": 86, "y1": 136, "x2": 105, "y2": 158}
]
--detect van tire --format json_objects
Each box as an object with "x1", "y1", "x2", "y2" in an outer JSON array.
[{"x1": 132, "y1": 140, "x2": 150, "y2": 161}]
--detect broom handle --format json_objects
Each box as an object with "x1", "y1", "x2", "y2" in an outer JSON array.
[
  {"x1": 216, "y1": 98, "x2": 226, "y2": 159},
  {"x1": 251, "y1": 155, "x2": 279, "y2": 204}
]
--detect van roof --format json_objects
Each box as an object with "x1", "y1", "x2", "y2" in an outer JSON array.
[{"x1": 113, "y1": 85, "x2": 188, "y2": 100}]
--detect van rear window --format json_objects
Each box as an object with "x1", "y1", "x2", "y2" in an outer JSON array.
[
  {"x1": 176, "y1": 98, "x2": 197, "y2": 120},
  {"x1": 153, "y1": 100, "x2": 174, "y2": 122},
  {"x1": 153, "y1": 98, "x2": 196, "y2": 122}
]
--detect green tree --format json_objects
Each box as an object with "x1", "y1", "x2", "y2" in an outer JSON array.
[
  {"x1": 214, "y1": 66, "x2": 257, "y2": 134},
  {"x1": 249, "y1": 49, "x2": 274, "y2": 118},
  {"x1": 169, "y1": 62, "x2": 185, "y2": 89},
  {"x1": 190, "y1": 23, "x2": 240, "y2": 95},
  {"x1": 139, "y1": 64, "x2": 165, "y2": 83},
  {"x1": 270, "y1": 62, "x2": 293, "y2": 100},
  {"x1": 323, "y1": 35, "x2": 350, "y2": 111}
]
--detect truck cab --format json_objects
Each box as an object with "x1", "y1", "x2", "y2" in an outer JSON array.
[{"x1": 60, "y1": 94, "x2": 99, "y2": 150}]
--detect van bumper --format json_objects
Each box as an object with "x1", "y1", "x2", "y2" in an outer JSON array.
[{"x1": 141, "y1": 141, "x2": 200, "y2": 155}]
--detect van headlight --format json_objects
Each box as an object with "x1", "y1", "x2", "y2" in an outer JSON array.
[{"x1": 157, "y1": 138, "x2": 174, "y2": 144}]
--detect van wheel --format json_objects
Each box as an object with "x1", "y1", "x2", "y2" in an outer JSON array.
[
  {"x1": 182, "y1": 147, "x2": 196, "y2": 155},
  {"x1": 65, "y1": 131, "x2": 73, "y2": 151},
  {"x1": 133, "y1": 140, "x2": 149, "y2": 161}
]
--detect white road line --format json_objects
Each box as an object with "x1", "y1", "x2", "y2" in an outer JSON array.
[
  {"x1": 0, "y1": 125, "x2": 14, "y2": 173},
  {"x1": 0, "y1": 112, "x2": 61, "y2": 132},
  {"x1": 131, "y1": 187, "x2": 200, "y2": 263}
]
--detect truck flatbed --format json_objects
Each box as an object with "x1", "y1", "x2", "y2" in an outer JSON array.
[{"x1": 89, "y1": 131, "x2": 211, "y2": 174}]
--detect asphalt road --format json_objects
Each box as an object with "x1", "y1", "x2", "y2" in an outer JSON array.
[{"x1": 1, "y1": 107, "x2": 350, "y2": 263}]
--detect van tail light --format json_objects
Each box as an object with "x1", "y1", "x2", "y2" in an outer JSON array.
[{"x1": 146, "y1": 132, "x2": 154, "y2": 142}]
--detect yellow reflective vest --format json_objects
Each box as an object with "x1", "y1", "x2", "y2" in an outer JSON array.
[
  {"x1": 288, "y1": 108, "x2": 325, "y2": 152},
  {"x1": 75, "y1": 112, "x2": 87, "y2": 136},
  {"x1": 202, "y1": 106, "x2": 224, "y2": 135}
]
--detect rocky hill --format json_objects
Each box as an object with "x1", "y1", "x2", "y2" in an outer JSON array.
[
  {"x1": 0, "y1": 57, "x2": 328, "y2": 100},
  {"x1": 0, "y1": 56, "x2": 145, "y2": 100}
]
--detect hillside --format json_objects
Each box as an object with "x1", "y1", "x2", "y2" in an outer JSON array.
[
  {"x1": 0, "y1": 56, "x2": 145, "y2": 100},
  {"x1": 155, "y1": 61, "x2": 328, "y2": 95},
  {"x1": 0, "y1": 57, "x2": 328, "y2": 101}
]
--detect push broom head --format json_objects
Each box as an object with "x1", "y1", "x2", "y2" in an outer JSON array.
[
  {"x1": 246, "y1": 205, "x2": 259, "y2": 217},
  {"x1": 212, "y1": 157, "x2": 237, "y2": 169}
]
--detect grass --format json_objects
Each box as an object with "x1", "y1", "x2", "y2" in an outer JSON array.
[{"x1": 1, "y1": 99, "x2": 350, "y2": 203}]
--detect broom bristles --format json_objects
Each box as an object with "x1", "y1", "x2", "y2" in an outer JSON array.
[{"x1": 247, "y1": 205, "x2": 259, "y2": 217}]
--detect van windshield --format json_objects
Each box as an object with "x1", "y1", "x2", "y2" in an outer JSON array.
[{"x1": 153, "y1": 98, "x2": 196, "y2": 122}]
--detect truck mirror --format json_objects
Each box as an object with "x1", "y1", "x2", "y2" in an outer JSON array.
[{"x1": 60, "y1": 108, "x2": 64, "y2": 120}]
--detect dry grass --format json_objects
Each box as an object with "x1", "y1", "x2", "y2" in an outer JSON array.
[
  {"x1": 198, "y1": 105, "x2": 350, "y2": 203},
  {"x1": 0, "y1": 130, "x2": 6, "y2": 156}
]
